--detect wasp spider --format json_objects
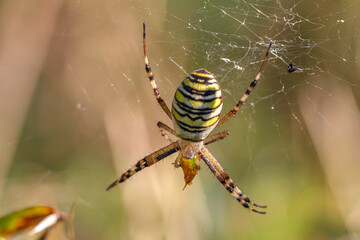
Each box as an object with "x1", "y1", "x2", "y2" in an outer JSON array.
[{"x1": 107, "y1": 22, "x2": 272, "y2": 214}]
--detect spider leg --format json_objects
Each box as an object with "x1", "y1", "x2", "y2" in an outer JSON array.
[
  {"x1": 157, "y1": 121, "x2": 177, "y2": 143},
  {"x1": 204, "y1": 130, "x2": 230, "y2": 146},
  {"x1": 216, "y1": 42, "x2": 272, "y2": 127},
  {"x1": 200, "y1": 147, "x2": 266, "y2": 214},
  {"x1": 107, "y1": 141, "x2": 180, "y2": 191},
  {"x1": 143, "y1": 22, "x2": 172, "y2": 119},
  {"x1": 156, "y1": 122, "x2": 179, "y2": 168},
  {"x1": 173, "y1": 154, "x2": 181, "y2": 168},
  {"x1": 158, "y1": 127, "x2": 174, "y2": 143},
  {"x1": 155, "y1": 121, "x2": 180, "y2": 168}
]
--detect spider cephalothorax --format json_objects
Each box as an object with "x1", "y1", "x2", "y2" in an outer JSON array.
[{"x1": 107, "y1": 22, "x2": 272, "y2": 214}]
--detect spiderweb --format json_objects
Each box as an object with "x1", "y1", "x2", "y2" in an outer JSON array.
[
  {"x1": 106, "y1": 1, "x2": 360, "y2": 238},
  {"x1": 132, "y1": 0, "x2": 359, "y2": 162},
  {"x1": 1, "y1": 0, "x2": 360, "y2": 239}
]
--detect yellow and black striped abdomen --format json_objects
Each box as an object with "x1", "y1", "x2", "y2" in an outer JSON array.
[{"x1": 172, "y1": 69, "x2": 223, "y2": 142}]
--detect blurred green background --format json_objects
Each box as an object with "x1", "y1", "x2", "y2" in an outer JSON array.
[{"x1": 0, "y1": 0, "x2": 360, "y2": 239}]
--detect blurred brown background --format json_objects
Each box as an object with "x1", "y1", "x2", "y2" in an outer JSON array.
[{"x1": 0, "y1": 0, "x2": 359, "y2": 239}]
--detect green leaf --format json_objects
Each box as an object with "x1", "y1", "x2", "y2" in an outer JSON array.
[{"x1": 0, "y1": 206, "x2": 56, "y2": 237}]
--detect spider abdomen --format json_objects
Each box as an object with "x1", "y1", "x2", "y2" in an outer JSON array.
[{"x1": 172, "y1": 69, "x2": 223, "y2": 142}]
